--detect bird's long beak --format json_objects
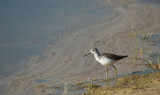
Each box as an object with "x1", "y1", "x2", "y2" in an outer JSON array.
[{"x1": 83, "y1": 52, "x2": 91, "y2": 57}]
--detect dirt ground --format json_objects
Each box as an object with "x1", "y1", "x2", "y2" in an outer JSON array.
[
  {"x1": 1, "y1": 0, "x2": 160, "y2": 95},
  {"x1": 88, "y1": 73, "x2": 160, "y2": 95}
]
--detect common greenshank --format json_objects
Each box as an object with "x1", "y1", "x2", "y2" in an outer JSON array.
[{"x1": 84, "y1": 48, "x2": 127, "y2": 79}]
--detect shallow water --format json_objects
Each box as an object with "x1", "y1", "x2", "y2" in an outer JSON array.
[
  {"x1": 0, "y1": 0, "x2": 160, "y2": 95},
  {"x1": 0, "y1": 0, "x2": 111, "y2": 78}
]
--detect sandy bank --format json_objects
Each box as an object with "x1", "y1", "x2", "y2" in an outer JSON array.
[
  {"x1": 0, "y1": 0, "x2": 160, "y2": 95},
  {"x1": 85, "y1": 73, "x2": 160, "y2": 95}
]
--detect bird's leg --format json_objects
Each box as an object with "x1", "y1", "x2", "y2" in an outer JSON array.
[
  {"x1": 106, "y1": 66, "x2": 108, "y2": 79},
  {"x1": 112, "y1": 65, "x2": 117, "y2": 77}
]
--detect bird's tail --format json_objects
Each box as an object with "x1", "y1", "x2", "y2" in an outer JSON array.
[
  {"x1": 122, "y1": 55, "x2": 128, "y2": 58},
  {"x1": 118, "y1": 55, "x2": 128, "y2": 60},
  {"x1": 123, "y1": 55, "x2": 128, "y2": 58}
]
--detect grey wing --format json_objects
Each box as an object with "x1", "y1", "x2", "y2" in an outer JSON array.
[{"x1": 101, "y1": 53, "x2": 127, "y2": 60}]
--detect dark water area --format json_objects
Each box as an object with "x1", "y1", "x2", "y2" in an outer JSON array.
[{"x1": 0, "y1": 0, "x2": 111, "y2": 78}]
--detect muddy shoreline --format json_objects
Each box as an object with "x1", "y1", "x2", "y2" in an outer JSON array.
[{"x1": 0, "y1": 0, "x2": 160, "y2": 95}]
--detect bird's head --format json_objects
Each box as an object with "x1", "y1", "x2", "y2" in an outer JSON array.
[
  {"x1": 90, "y1": 48, "x2": 98, "y2": 54},
  {"x1": 83, "y1": 48, "x2": 98, "y2": 57}
]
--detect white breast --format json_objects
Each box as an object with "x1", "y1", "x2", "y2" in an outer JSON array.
[{"x1": 95, "y1": 55, "x2": 115, "y2": 66}]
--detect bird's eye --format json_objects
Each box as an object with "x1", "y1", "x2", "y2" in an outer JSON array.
[{"x1": 93, "y1": 50, "x2": 94, "y2": 51}]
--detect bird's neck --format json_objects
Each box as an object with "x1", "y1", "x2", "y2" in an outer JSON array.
[{"x1": 93, "y1": 52, "x2": 100, "y2": 60}]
